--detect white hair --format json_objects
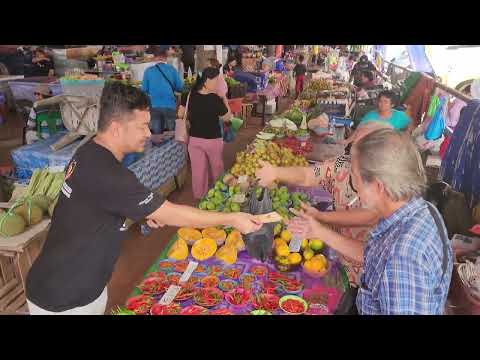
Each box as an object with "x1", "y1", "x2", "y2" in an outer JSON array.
[{"x1": 353, "y1": 128, "x2": 427, "y2": 202}]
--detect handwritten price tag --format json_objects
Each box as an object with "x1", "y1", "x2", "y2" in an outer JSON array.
[
  {"x1": 179, "y1": 261, "x2": 198, "y2": 283},
  {"x1": 158, "y1": 285, "x2": 181, "y2": 305},
  {"x1": 232, "y1": 194, "x2": 246, "y2": 203},
  {"x1": 238, "y1": 175, "x2": 248, "y2": 184},
  {"x1": 289, "y1": 235, "x2": 302, "y2": 253}
]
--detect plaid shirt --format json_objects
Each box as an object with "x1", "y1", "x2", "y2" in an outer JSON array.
[{"x1": 356, "y1": 198, "x2": 453, "y2": 315}]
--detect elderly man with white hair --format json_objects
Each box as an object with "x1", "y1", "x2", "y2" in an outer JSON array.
[
  {"x1": 289, "y1": 128, "x2": 453, "y2": 315},
  {"x1": 256, "y1": 122, "x2": 393, "y2": 285}
]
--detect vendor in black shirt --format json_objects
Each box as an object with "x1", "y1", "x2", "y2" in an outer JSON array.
[
  {"x1": 179, "y1": 67, "x2": 232, "y2": 200},
  {"x1": 26, "y1": 82, "x2": 261, "y2": 315}
]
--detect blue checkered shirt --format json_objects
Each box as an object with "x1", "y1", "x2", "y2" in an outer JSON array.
[{"x1": 356, "y1": 197, "x2": 453, "y2": 315}]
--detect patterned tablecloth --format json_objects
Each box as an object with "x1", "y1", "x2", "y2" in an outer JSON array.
[
  {"x1": 11, "y1": 133, "x2": 186, "y2": 190},
  {"x1": 8, "y1": 77, "x2": 63, "y2": 103},
  {"x1": 127, "y1": 243, "x2": 347, "y2": 315}
]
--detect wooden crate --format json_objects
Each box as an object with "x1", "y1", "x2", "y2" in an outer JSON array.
[{"x1": 0, "y1": 228, "x2": 47, "y2": 314}]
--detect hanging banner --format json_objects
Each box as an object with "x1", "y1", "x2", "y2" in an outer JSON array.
[{"x1": 406, "y1": 45, "x2": 434, "y2": 74}]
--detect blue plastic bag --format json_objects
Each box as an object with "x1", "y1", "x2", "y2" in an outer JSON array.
[
  {"x1": 222, "y1": 122, "x2": 236, "y2": 143},
  {"x1": 425, "y1": 97, "x2": 447, "y2": 141}
]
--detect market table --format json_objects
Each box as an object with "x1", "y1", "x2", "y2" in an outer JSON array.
[
  {"x1": 124, "y1": 183, "x2": 348, "y2": 315},
  {"x1": 126, "y1": 244, "x2": 347, "y2": 315},
  {"x1": 8, "y1": 77, "x2": 62, "y2": 103},
  {"x1": 122, "y1": 97, "x2": 352, "y2": 315},
  {"x1": 11, "y1": 133, "x2": 187, "y2": 193}
]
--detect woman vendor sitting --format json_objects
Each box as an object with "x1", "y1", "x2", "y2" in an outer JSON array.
[{"x1": 359, "y1": 90, "x2": 411, "y2": 131}]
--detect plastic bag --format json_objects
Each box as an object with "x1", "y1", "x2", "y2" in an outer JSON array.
[
  {"x1": 243, "y1": 187, "x2": 275, "y2": 262},
  {"x1": 425, "y1": 97, "x2": 446, "y2": 141}
]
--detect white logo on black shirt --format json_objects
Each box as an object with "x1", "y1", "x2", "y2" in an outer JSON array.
[
  {"x1": 61, "y1": 182, "x2": 72, "y2": 198},
  {"x1": 139, "y1": 193, "x2": 154, "y2": 206}
]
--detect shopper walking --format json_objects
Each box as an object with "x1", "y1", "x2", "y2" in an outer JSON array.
[
  {"x1": 142, "y1": 45, "x2": 183, "y2": 134},
  {"x1": 178, "y1": 67, "x2": 232, "y2": 200},
  {"x1": 293, "y1": 54, "x2": 307, "y2": 99}
]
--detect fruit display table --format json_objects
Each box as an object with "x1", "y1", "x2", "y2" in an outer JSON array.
[
  {"x1": 121, "y1": 106, "x2": 350, "y2": 315},
  {"x1": 124, "y1": 244, "x2": 347, "y2": 315}
]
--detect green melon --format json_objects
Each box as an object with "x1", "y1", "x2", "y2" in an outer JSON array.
[{"x1": 0, "y1": 212, "x2": 26, "y2": 237}]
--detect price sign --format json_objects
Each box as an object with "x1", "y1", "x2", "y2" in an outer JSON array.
[
  {"x1": 232, "y1": 194, "x2": 246, "y2": 203},
  {"x1": 179, "y1": 261, "x2": 198, "y2": 283},
  {"x1": 238, "y1": 175, "x2": 248, "y2": 184},
  {"x1": 289, "y1": 235, "x2": 302, "y2": 253},
  {"x1": 158, "y1": 285, "x2": 181, "y2": 305}
]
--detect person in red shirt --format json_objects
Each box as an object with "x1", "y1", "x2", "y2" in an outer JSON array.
[{"x1": 293, "y1": 54, "x2": 307, "y2": 99}]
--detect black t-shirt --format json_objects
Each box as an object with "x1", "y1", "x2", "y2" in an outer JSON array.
[
  {"x1": 181, "y1": 92, "x2": 228, "y2": 139},
  {"x1": 293, "y1": 63, "x2": 307, "y2": 77},
  {"x1": 26, "y1": 141, "x2": 165, "y2": 312},
  {"x1": 28, "y1": 59, "x2": 54, "y2": 77}
]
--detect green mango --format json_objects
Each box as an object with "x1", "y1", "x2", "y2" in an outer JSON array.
[{"x1": 206, "y1": 202, "x2": 216, "y2": 210}]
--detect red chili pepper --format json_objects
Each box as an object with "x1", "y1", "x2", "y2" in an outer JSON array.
[{"x1": 282, "y1": 299, "x2": 305, "y2": 313}]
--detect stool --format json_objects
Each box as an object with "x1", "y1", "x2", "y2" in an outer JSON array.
[{"x1": 241, "y1": 103, "x2": 253, "y2": 128}]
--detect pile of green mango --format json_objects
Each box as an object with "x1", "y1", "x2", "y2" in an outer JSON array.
[
  {"x1": 198, "y1": 181, "x2": 243, "y2": 213},
  {"x1": 270, "y1": 187, "x2": 310, "y2": 219}
]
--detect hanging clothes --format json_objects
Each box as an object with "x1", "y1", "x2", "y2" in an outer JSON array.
[
  {"x1": 447, "y1": 98, "x2": 467, "y2": 129},
  {"x1": 440, "y1": 99, "x2": 480, "y2": 208},
  {"x1": 424, "y1": 96, "x2": 447, "y2": 140},
  {"x1": 400, "y1": 72, "x2": 422, "y2": 103},
  {"x1": 403, "y1": 74, "x2": 436, "y2": 127}
]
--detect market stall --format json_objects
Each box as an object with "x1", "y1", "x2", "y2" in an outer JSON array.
[{"x1": 120, "y1": 99, "x2": 350, "y2": 316}]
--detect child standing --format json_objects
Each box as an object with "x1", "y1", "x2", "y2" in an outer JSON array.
[{"x1": 293, "y1": 54, "x2": 307, "y2": 99}]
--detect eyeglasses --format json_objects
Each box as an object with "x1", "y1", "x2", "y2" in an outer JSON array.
[{"x1": 34, "y1": 92, "x2": 42, "y2": 96}]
